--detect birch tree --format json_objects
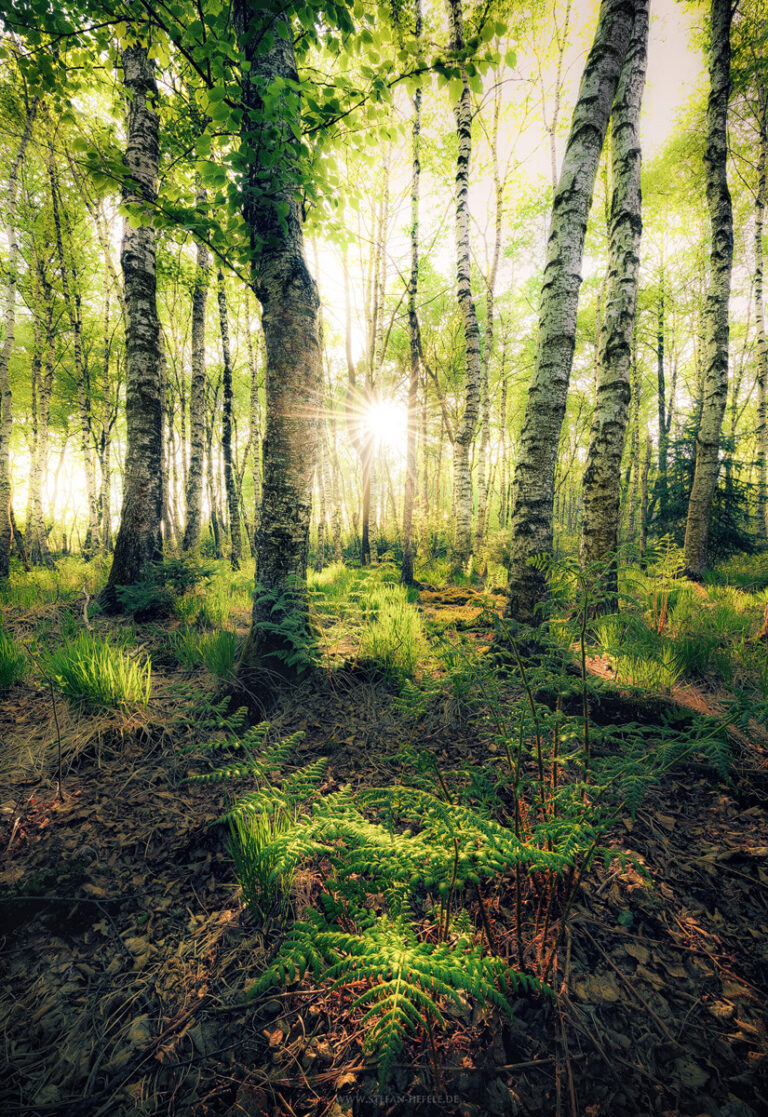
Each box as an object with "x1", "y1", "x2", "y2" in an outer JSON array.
[
  {"x1": 401, "y1": 0, "x2": 422, "y2": 588},
  {"x1": 232, "y1": 2, "x2": 322, "y2": 707},
  {"x1": 182, "y1": 206, "x2": 209, "y2": 551},
  {"x1": 446, "y1": 0, "x2": 481, "y2": 576},
  {"x1": 0, "y1": 87, "x2": 37, "y2": 579},
  {"x1": 683, "y1": 0, "x2": 734, "y2": 578},
  {"x1": 580, "y1": 0, "x2": 649, "y2": 599},
  {"x1": 102, "y1": 42, "x2": 164, "y2": 607},
  {"x1": 505, "y1": 0, "x2": 635, "y2": 625}
]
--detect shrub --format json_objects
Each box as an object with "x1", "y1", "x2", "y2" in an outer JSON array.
[
  {"x1": 116, "y1": 557, "x2": 215, "y2": 619},
  {"x1": 0, "y1": 630, "x2": 26, "y2": 689},
  {"x1": 44, "y1": 632, "x2": 152, "y2": 711}
]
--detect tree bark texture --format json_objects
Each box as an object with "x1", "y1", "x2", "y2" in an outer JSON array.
[
  {"x1": 683, "y1": 0, "x2": 734, "y2": 578},
  {"x1": 217, "y1": 270, "x2": 242, "y2": 569},
  {"x1": 447, "y1": 0, "x2": 482, "y2": 575},
  {"x1": 505, "y1": 0, "x2": 634, "y2": 625},
  {"x1": 182, "y1": 202, "x2": 209, "y2": 551},
  {"x1": 579, "y1": 0, "x2": 648, "y2": 600},
  {"x1": 755, "y1": 108, "x2": 767, "y2": 537},
  {"x1": 234, "y1": 3, "x2": 322, "y2": 705},
  {"x1": 103, "y1": 44, "x2": 164, "y2": 607},
  {"x1": 0, "y1": 94, "x2": 37, "y2": 579},
  {"x1": 402, "y1": 1, "x2": 422, "y2": 588}
]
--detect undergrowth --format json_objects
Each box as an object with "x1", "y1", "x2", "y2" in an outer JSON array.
[
  {"x1": 43, "y1": 631, "x2": 152, "y2": 711},
  {"x1": 0, "y1": 629, "x2": 26, "y2": 689}
]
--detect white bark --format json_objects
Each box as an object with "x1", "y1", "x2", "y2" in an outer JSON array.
[
  {"x1": 580, "y1": 0, "x2": 649, "y2": 599},
  {"x1": 683, "y1": 0, "x2": 734, "y2": 578},
  {"x1": 505, "y1": 0, "x2": 634, "y2": 624}
]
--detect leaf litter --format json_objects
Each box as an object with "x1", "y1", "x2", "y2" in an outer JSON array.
[{"x1": 0, "y1": 593, "x2": 766, "y2": 1117}]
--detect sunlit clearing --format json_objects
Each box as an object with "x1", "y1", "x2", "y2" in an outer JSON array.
[{"x1": 365, "y1": 399, "x2": 408, "y2": 455}]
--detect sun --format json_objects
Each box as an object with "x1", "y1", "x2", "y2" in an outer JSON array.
[{"x1": 365, "y1": 398, "x2": 409, "y2": 455}]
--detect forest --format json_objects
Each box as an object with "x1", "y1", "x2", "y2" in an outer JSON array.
[{"x1": 0, "y1": 0, "x2": 767, "y2": 1113}]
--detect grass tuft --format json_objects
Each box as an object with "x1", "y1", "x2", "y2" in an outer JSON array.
[
  {"x1": 44, "y1": 631, "x2": 152, "y2": 711},
  {"x1": 0, "y1": 630, "x2": 26, "y2": 689}
]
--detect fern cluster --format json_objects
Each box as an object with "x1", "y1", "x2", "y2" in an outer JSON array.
[{"x1": 188, "y1": 723, "x2": 554, "y2": 1085}]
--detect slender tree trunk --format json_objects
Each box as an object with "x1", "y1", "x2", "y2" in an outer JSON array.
[
  {"x1": 102, "y1": 44, "x2": 164, "y2": 607},
  {"x1": 182, "y1": 199, "x2": 209, "y2": 551},
  {"x1": 244, "y1": 307, "x2": 261, "y2": 555},
  {"x1": 49, "y1": 146, "x2": 100, "y2": 556},
  {"x1": 0, "y1": 94, "x2": 37, "y2": 578},
  {"x1": 626, "y1": 351, "x2": 641, "y2": 540},
  {"x1": 233, "y1": 4, "x2": 322, "y2": 706},
  {"x1": 755, "y1": 107, "x2": 767, "y2": 538},
  {"x1": 216, "y1": 270, "x2": 242, "y2": 569},
  {"x1": 505, "y1": 0, "x2": 634, "y2": 625},
  {"x1": 580, "y1": 0, "x2": 649, "y2": 605},
  {"x1": 639, "y1": 434, "x2": 651, "y2": 553},
  {"x1": 402, "y1": 1, "x2": 422, "y2": 587},
  {"x1": 447, "y1": 0, "x2": 482, "y2": 576},
  {"x1": 26, "y1": 256, "x2": 56, "y2": 567},
  {"x1": 656, "y1": 276, "x2": 670, "y2": 520},
  {"x1": 684, "y1": 0, "x2": 734, "y2": 578},
  {"x1": 474, "y1": 91, "x2": 505, "y2": 572}
]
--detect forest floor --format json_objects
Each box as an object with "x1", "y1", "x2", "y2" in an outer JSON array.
[{"x1": 1, "y1": 564, "x2": 768, "y2": 1117}]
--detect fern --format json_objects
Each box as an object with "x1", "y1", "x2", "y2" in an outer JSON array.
[{"x1": 252, "y1": 911, "x2": 545, "y2": 1086}]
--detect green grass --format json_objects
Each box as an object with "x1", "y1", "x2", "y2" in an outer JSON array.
[
  {"x1": 0, "y1": 630, "x2": 26, "y2": 689},
  {"x1": 0, "y1": 556, "x2": 109, "y2": 608},
  {"x1": 172, "y1": 625, "x2": 239, "y2": 680},
  {"x1": 173, "y1": 560, "x2": 253, "y2": 629},
  {"x1": 359, "y1": 584, "x2": 423, "y2": 683},
  {"x1": 44, "y1": 631, "x2": 152, "y2": 711}
]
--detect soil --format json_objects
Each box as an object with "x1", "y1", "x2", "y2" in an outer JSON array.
[{"x1": 1, "y1": 591, "x2": 767, "y2": 1117}]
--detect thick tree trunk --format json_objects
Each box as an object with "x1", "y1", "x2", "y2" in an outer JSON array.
[
  {"x1": 233, "y1": 4, "x2": 322, "y2": 707},
  {"x1": 102, "y1": 44, "x2": 164, "y2": 608},
  {"x1": 402, "y1": 2, "x2": 422, "y2": 588},
  {"x1": 217, "y1": 270, "x2": 242, "y2": 569},
  {"x1": 755, "y1": 110, "x2": 767, "y2": 538},
  {"x1": 447, "y1": 0, "x2": 482, "y2": 576},
  {"x1": 182, "y1": 203, "x2": 209, "y2": 551},
  {"x1": 0, "y1": 94, "x2": 37, "y2": 579},
  {"x1": 580, "y1": 0, "x2": 648, "y2": 604},
  {"x1": 684, "y1": 0, "x2": 733, "y2": 578},
  {"x1": 505, "y1": 0, "x2": 634, "y2": 625}
]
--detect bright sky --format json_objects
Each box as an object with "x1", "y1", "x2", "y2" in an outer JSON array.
[{"x1": 315, "y1": 0, "x2": 708, "y2": 375}]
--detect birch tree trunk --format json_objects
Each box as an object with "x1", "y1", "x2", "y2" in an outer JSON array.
[
  {"x1": 182, "y1": 202, "x2": 209, "y2": 551},
  {"x1": 26, "y1": 257, "x2": 55, "y2": 567},
  {"x1": 447, "y1": 0, "x2": 481, "y2": 576},
  {"x1": 402, "y1": 0, "x2": 422, "y2": 588},
  {"x1": 217, "y1": 270, "x2": 242, "y2": 569},
  {"x1": 102, "y1": 43, "x2": 164, "y2": 608},
  {"x1": 49, "y1": 147, "x2": 100, "y2": 556},
  {"x1": 0, "y1": 93, "x2": 37, "y2": 579},
  {"x1": 505, "y1": 0, "x2": 634, "y2": 625},
  {"x1": 580, "y1": 0, "x2": 649, "y2": 603},
  {"x1": 244, "y1": 307, "x2": 261, "y2": 555},
  {"x1": 233, "y1": 3, "x2": 322, "y2": 706},
  {"x1": 755, "y1": 106, "x2": 767, "y2": 538},
  {"x1": 684, "y1": 0, "x2": 734, "y2": 578},
  {"x1": 474, "y1": 89, "x2": 505, "y2": 571}
]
